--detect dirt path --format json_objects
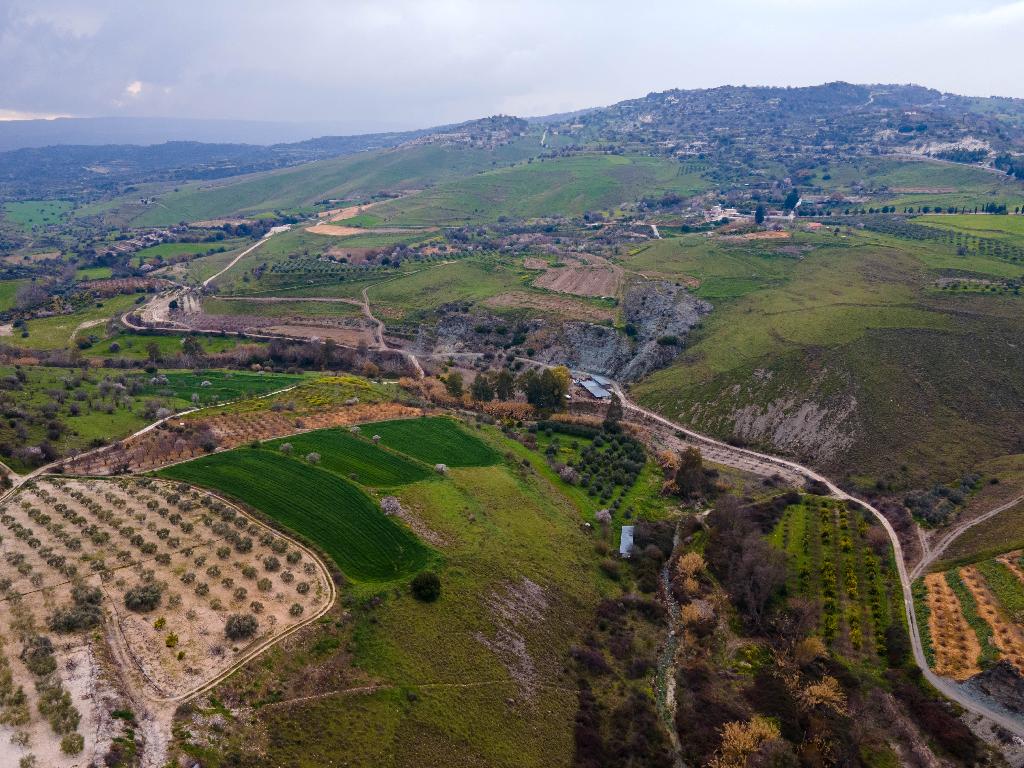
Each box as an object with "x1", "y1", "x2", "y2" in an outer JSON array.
[
  {"x1": 612, "y1": 383, "x2": 1024, "y2": 737},
  {"x1": 911, "y1": 493, "x2": 1024, "y2": 579},
  {"x1": 70, "y1": 317, "x2": 108, "y2": 341},
  {"x1": 202, "y1": 225, "x2": 291, "y2": 288}
]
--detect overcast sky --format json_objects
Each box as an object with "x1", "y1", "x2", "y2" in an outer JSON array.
[{"x1": 1, "y1": 0, "x2": 1022, "y2": 130}]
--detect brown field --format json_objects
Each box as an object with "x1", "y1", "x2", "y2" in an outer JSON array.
[
  {"x1": 64, "y1": 401, "x2": 421, "y2": 475},
  {"x1": 0, "y1": 476, "x2": 331, "y2": 765},
  {"x1": 263, "y1": 324, "x2": 374, "y2": 346},
  {"x1": 960, "y1": 566, "x2": 1024, "y2": 673},
  {"x1": 720, "y1": 230, "x2": 791, "y2": 241},
  {"x1": 923, "y1": 572, "x2": 982, "y2": 680},
  {"x1": 483, "y1": 291, "x2": 616, "y2": 322},
  {"x1": 1, "y1": 250, "x2": 60, "y2": 265},
  {"x1": 533, "y1": 265, "x2": 620, "y2": 297}
]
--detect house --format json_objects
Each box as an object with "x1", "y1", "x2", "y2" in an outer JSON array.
[
  {"x1": 591, "y1": 374, "x2": 612, "y2": 387},
  {"x1": 619, "y1": 525, "x2": 635, "y2": 558}
]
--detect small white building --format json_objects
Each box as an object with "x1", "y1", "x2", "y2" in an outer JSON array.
[{"x1": 619, "y1": 525, "x2": 635, "y2": 558}]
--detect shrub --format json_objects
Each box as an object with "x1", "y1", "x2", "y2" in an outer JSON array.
[
  {"x1": 256, "y1": 578, "x2": 272, "y2": 592},
  {"x1": 124, "y1": 583, "x2": 162, "y2": 612},
  {"x1": 20, "y1": 635, "x2": 56, "y2": 676},
  {"x1": 410, "y1": 571, "x2": 441, "y2": 602},
  {"x1": 224, "y1": 613, "x2": 259, "y2": 641},
  {"x1": 60, "y1": 732, "x2": 84, "y2": 755},
  {"x1": 289, "y1": 603, "x2": 304, "y2": 617}
]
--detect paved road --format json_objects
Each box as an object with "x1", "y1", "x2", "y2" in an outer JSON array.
[{"x1": 612, "y1": 384, "x2": 1024, "y2": 736}]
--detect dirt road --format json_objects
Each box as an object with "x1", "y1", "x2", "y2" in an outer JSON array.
[{"x1": 911, "y1": 493, "x2": 1024, "y2": 579}]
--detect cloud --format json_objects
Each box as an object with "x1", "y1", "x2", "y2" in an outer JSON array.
[
  {"x1": 939, "y1": 1, "x2": 1024, "y2": 27},
  {"x1": 0, "y1": 0, "x2": 1021, "y2": 129}
]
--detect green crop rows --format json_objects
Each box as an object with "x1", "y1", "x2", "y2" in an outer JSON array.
[
  {"x1": 159, "y1": 449, "x2": 432, "y2": 582},
  {"x1": 265, "y1": 428, "x2": 430, "y2": 486},
  {"x1": 363, "y1": 417, "x2": 500, "y2": 468}
]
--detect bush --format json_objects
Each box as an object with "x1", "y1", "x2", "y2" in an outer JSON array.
[
  {"x1": 124, "y1": 583, "x2": 162, "y2": 612},
  {"x1": 224, "y1": 613, "x2": 259, "y2": 641},
  {"x1": 60, "y1": 732, "x2": 84, "y2": 755},
  {"x1": 20, "y1": 635, "x2": 56, "y2": 676},
  {"x1": 48, "y1": 585, "x2": 104, "y2": 632},
  {"x1": 410, "y1": 571, "x2": 441, "y2": 602}
]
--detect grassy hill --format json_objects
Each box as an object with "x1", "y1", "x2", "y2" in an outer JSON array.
[
  {"x1": 360, "y1": 153, "x2": 710, "y2": 225},
  {"x1": 628, "y1": 226, "x2": 1024, "y2": 491},
  {"x1": 101, "y1": 140, "x2": 544, "y2": 226}
]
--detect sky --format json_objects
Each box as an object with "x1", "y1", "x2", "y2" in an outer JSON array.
[{"x1": 1, "y1": 0, "x2": 1023, "y2": 131}]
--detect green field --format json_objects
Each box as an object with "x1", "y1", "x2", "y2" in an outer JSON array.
[
  {"x1": 2, "y1": 200, "x2": 74, "y2": 229},
  {"x1": 816, "y1": 158, "x2": 1024, "y2": 210},
  {"x1": 365, "y1": 417, "x2": 500, "y2": 467},
  {"x1": 159, "y1": 448, "x2": 432, "y2": 581},
  {"x1": 139, "y1": 369, "x2": 307, "y2": 406},
  {"x1": 265, "y1": 427, "x2": 431, "y2": 486},
  {"x1": 0, "y1": 279, "x2": 28, "y2": 312},
  {"x1": 85, "y1": 331, "x2": 267, "y2": 359},
  {"x1": 975, "y1": 558, "x2": 1024, "y2": 623},
  {"x1": 917, "y1": 214, "x2": 1024, "y2": 241},
  {"x1": 133, "y1": 238, "x2": 248, "y2": 264},
  {"x1": 365, "y1": 153, "x2": 710, "y2": 225},
  {"x1": 74, "y1": 265, "x2": 113, "y2": 280}
]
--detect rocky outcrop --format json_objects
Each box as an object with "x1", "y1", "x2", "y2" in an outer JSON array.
[
  {"x1": 533, "y1": 281, "x2": 711, "y2": 380},
  {"x1": 964, "y1": 661, "x2": 1024, "y2": 714}
]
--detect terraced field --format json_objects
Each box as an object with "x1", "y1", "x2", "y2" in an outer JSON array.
[
  {"x1": 264, "y1": 428, "x2": 431, "y2": 486},
  {"x1": 365, "y1": 417, "x2": 500, "y2": 467},
  {"x1": 159, "y1": 449, "x2": 433, "y2": 582}
]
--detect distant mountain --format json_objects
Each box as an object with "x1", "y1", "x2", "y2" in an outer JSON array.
[{"x1": 0, "y1": 116, "x2": 423, "y2": 152}]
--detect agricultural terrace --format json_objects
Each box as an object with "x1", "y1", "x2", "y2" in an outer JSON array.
[
  {"x1": 918, "y1": 552, "x2": 1024, "y2": 678},
  {"x1": 365, "y1": 417, "x2": 500, "y2": 467},
  {"x1": 263, "y1": 428, "x2": 431, "y2": 487},
  {"x1": 0, "y1": 476, "x2": 330, "y2": 766},
  {"x1": 770, "y1": 497, "x2": 902, "y2": 662},
  {"x1": 158, "y1": 449, "x2": 432, "y2": 582}
]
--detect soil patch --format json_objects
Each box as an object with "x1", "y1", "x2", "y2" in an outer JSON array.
[
  {"x1": 960, "y1": 566, "x2": 1024, "y2": 673},
  {"x1": 533, "y1": 265, "x2": 620, "y2": 297}
]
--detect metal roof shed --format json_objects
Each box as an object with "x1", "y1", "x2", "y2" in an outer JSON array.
[{"x1": 619, "y1": 525, "x2": 635, "y2": 558}]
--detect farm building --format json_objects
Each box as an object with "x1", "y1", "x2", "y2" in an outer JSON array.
[
  {"x1": 591, "y1": 374, "x2": 612, "y2": 387},
  {"x1": 619, "y1": 525, "x2": 635, "y2": 558},
  {"x1": 580, "y1": 380, "x2": 611, "y2": 399}
]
